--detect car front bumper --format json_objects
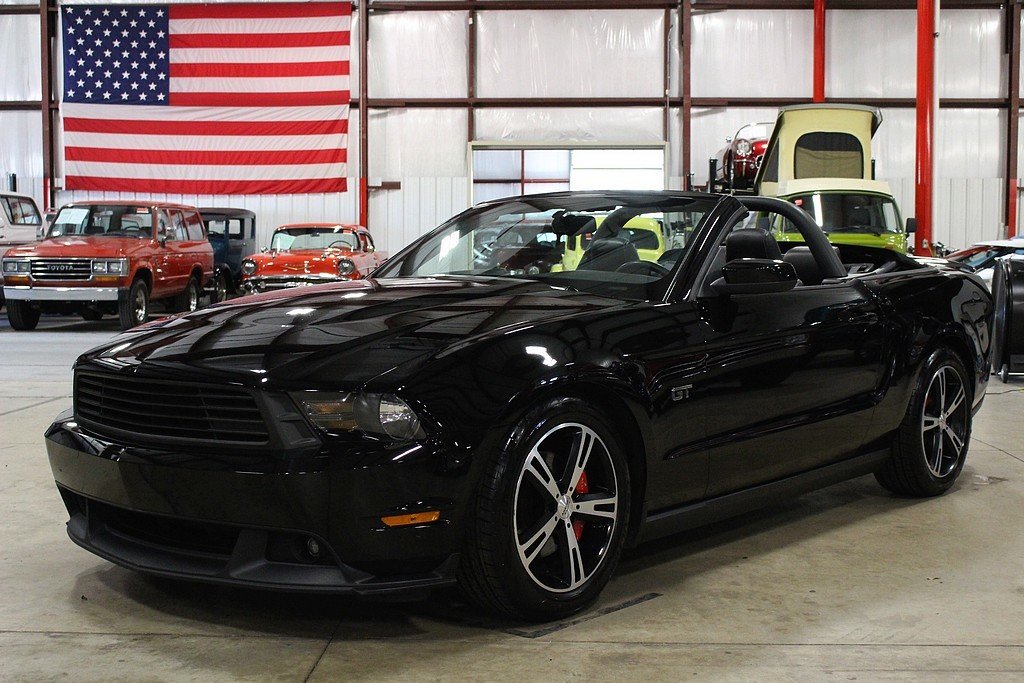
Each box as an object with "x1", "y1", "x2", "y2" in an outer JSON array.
[
  {"x1": 4, "y1": 285, "x2": 121, "y2": 302},
  {"x1": 45, "y1": 413, "x2": 465, "y2": 595},
  {"x1": 242, "y1": 275, "x2": 350, "y2": 294}
]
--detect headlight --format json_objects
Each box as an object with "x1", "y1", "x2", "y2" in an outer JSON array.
[
  {"x1": 735, "y1": 139, "x2": 753, "y2": 157},
  {"x1": 91, "y1": 258, "x2": 128, "y2": 275},
  {"x1": 293, "y1": 391, "x2": 425, "y2": 441},
  {"x1": 241, "y1": 259, "x2": 258, "y2": 276},
  {"x1": 2, "y1": 259, "x2": 30, "y2": 274},
  {"x1": 337, "y1": 258, "x2": 356, "y2": 276}
]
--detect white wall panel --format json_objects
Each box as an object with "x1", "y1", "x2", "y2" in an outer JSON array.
[
  {"x1": 692, "y1": 11, "x2": 811, "y2": 97},
  {"x1": 369, "y1": 108, "x2": 467, "y2": 177},
  {"x1": 475, "y1": 107, "x2": 663, "y2": 144},
  {"x1": 0, "y1": 16, "x2": 42, "y2": 100},
  {"x1": 477, "y1": 10, "x2": 664, "y2": 98},
  {"x1": 369, "y1": 177, "x2": 469, "y2": 255},
  {"x1": 0, "y1": 112, "x2": 44, "y2": 207},
  {"x1": 369, "y1": 11, "x2": 467, "y2": 98},
  {"x1": 939, "y1": 10, "x2": 1003, "y2": 98}
]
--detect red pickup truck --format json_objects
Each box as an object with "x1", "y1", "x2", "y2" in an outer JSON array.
[{"x1": 2, "y1": 202, "x2": 214, "y2": 330}]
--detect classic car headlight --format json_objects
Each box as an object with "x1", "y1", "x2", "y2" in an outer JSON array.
[
  {"x1": 293, "y1": 391, "x2": 425, "y2": 441},
  {"x1": 2, "y1": 259, "x2": 30, "y2": 274},
  {"x1": 735, "y1": 139, "x2": 753, "y2": 157},
  {"x1": 337, "y1": 258, "x2": 356, "y2": 276},
  {"x1": 241, "y1": 259, "x2": 258, "y2": 276},
  {"x1": 91, "y1": 258, "x2": 128, "y2": 275}
]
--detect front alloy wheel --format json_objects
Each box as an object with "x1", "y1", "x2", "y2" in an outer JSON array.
[
  {"x1": 459, "y1": 398, "x2": 630, "y2": 621},
  {"x1": 920, "y1": 365, "x2": 968, "y2": 478},
  {"x1": 513, "y1": 423, "x2": 619, "y2": 593}
]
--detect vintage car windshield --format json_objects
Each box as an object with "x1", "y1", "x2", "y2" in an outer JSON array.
[
  {"x1": 779, "y1": 193, "x2": 901, "y2": 236},
  {"x1": 271, "y1": 227, "x2": 358, "y2": 251},
  {"x1": 48, "y1": 205, "x2": 154, "y2": 238},
  {"x1": 737, "y1": 123, "x2": 770, "y2": 140},
  {"x1": 954, "y1": 246, "x2": 1024, "y2": 268},
  {"x1": 375, "y1": 194, "x2": 717, "y2": 301}
]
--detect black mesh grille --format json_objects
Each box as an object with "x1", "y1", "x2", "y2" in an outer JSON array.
[{"x1": 74, "y1": 371, "x2": 269, "y2": 446}]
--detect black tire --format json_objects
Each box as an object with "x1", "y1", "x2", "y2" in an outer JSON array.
[
  {"x1": 118, "y1": 278, "x2": 149, "y2": 330},
  {"x1": 458, "y1": 397, "x2": 631, "y2": 621},
  {"x1": 875, "y1": 347, "x2": 972, "y2": 497},
  {"x1": 211, "y1": 271, "x2": 230, "y2": 304},
  {"x1": 80, "y1": 308, "x2": 103, "y2": 321},
  {"x1": 7, "y1": 300, "x2": 40, "y2": 330},
  {"x1": 174, "y1": 275, "x2": 201, "y2": 313}
]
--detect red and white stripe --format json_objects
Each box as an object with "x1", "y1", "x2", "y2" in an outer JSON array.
[{"x1": 62, "y1": 1, "x2": 350, "y2": 196}]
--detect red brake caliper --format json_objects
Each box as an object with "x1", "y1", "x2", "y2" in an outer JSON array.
[{"x1": 572, "y1": 471, "x2": 589, "y2": 540}]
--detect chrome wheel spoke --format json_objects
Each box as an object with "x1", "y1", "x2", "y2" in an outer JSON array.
[
  {"x1": 518, "y1": 513, "x2": 559, "y2": 567},
  {"x1": 524, "y1": 447, "x2": 561, "y2": 500},
  {"x1": 561, "y1": 522, "x2": 586, "y2": 589},
  {"x1": 922, "y1": 415, "x2": 941, "y2": 432},
  {"x1": 944, "y1": 426, "x2": 964, "y2": 456},
  {"x1": 945, "y1": 385, "x2": 966, "y2": 416},
  {"x1": 573, "y1": 493, "x2": 617, "y2": 521},
  {"x1": 564, "y1": 427, "x2": 596, "y2": 494}
]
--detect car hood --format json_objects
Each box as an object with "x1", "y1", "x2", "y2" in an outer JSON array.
[
  {"x1": 248, "y1": 248, "x2": 350, "y2": 275},
  {"x1": 79, "y1": 276, "x2": 627, "y2": 389},
  {"x1": 5, "y1": 235, "x2": 153, "y2": 258}
]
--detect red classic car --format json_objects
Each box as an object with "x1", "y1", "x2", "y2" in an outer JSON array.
[
  {"x1": 2, "y1": 201, "x2": 214, "y2": 330},
  {"x1": 240, "y1": 223, "x2": 385, "y2": 294},
  {"x1": 713, "y1": 122, "x2": 772, "y2": 191}
]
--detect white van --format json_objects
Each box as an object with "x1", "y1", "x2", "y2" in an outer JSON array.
[{"x1": 0, "y1": 193, "x2": 43, "y2": 246}]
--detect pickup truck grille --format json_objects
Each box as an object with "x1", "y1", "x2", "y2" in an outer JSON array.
[
  {"x1": 74, "y1": 372, "x2": 270, "y2": 447},
  {"x1": 30, "y1": 258, "x2": 93, "y2": 281}
]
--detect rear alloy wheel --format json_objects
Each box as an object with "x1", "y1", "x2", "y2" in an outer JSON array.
[
  {"x1": 175, "y1": 276, "x2": 201, "y2": 313},
  {"x1": 118, "y1": 279, "x2": 149, "y2": 330},
  {"x1": 876, "y1": 348, "x2": 971, "y2": 497},
  {"x1": 459, "y1": 398, "x2": 630, "y2": 621},
  {"x1": 212, "y1": 271, "x2": 230, "y2": 304},
  {"x1": 7, "y1": 300, "x2": 40, "y2": 330}
]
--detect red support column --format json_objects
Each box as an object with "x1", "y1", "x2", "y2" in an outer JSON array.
[
  {"x1": 915, "y1": 0, "x2": 936, "y2": 255},
  {"x1": 358, "y1": 0, "x2": 369, "y2": 228},
  {"x1": 813, "y1": 0, "x2": 826, "y2": 103}
]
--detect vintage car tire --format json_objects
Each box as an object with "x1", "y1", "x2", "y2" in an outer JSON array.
[
  {"x1": 211, "y1": 271, "x2": 230, "y2": 304},
  {"x1": 118, "y1": 279, "x2": 150, "y2": 330},
  {"x1": 7, "y1": 300, "x2": 40, "y2": 331},
  {"x1": 990, "y1": 256, "x2": 1024, "y2": 381},
  {"x1": 458, "y1": 397, "x2": 630, "y2": 621},
  {"x1": 875, "y1": 347, "x2": 972, "y2": 497},
  {"x1": 174, "y1": 276, "x2": 201, "y2": 313},
  {"x1": 80, "y1": 308, "x2": 103, "y2": 321}
]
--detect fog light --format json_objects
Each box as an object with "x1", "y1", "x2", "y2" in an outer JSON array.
[
  {"x1": 381, "y1": 510, "x2": 441, "y2": 528},
  {"x1": 306, "y1": 537, "x2": 321, "y2": 559}
]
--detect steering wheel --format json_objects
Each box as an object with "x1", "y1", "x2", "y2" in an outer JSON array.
[
  {"x1": 327, "y1": 240, "x2": 353, "y2": 250},
  {"x1": 615, "y1": 261, "x2": 671, "y2": 277}
]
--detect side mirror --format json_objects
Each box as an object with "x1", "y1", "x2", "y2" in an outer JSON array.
[
  {"x1": 905, "y1": 217, "x2": 917, "y2": 234},
  {"x1": 711, "y1": 258, "x2": 798, "y2": 296}
]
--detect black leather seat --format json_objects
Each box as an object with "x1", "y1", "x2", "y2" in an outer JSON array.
[
  {"x1": 725, "y1": 228, "x2": 783, "y2": 262},
  {"x1": 578, "y1": 238, "x2": 640, "y2": 272},
  {"x1": 783, "y1": 245, "x2": 841, "y2": 286}
]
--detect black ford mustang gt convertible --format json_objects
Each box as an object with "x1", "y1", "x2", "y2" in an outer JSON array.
[{"x1": 46, "y1": 191, "x2": 992, "y2": 621}]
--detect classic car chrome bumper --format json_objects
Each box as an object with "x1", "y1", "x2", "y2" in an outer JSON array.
[
  {"x1": 243, "y1": 275, "x2": 345, "y2": 294},
  {"x1": 3, "y1": 285, "x2": 121, "y2": 301}
]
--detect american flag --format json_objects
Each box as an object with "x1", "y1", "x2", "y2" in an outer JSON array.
[{"x1": 60, "y1": 2, "x2": 351, "y2": 195}]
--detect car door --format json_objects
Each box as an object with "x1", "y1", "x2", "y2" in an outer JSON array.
[
  {"x1": 162, "y1": 209, "x2": 189, "y2": 292},
  {"x1": 182, "y1": 209, "x2": 210, "y2": 284},
  {"x1": 0, "y1": 196, "x2": 42, "y2": 244},
  {"x1": 692, "y1": 215, "x2": 888, "y2": 497}
]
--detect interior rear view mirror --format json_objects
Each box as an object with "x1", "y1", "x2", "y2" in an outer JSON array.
[{"x1": 712, "y1": 258, "x2": 798, "y2": 296}]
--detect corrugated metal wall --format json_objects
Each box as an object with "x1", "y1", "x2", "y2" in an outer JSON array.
[{"x1": 0, "y1": 7, "x2": 1020, "y2": 252}]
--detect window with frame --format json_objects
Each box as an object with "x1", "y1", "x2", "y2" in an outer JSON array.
[
  {"x1": 1, "y1": 197, "x2": 41, "y2": 225},
  {"x1": 794, "y1": 132, "x2": 864, "y2": 179}
]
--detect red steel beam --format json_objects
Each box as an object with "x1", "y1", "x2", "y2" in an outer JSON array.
[
  {"x1": 914, "y1": 0, "x2": 936, "y2": 254},
  {"x1": 358, "y1": 0, "x2": 369, "y2": 228},
  {"x1": 813, "y1": 0, "x2": 826, "y2": 102},
  {"x1": 1006, "y1": 0, "x2": 1020, "y2": 238}
]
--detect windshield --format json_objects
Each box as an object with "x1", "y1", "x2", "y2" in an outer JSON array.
[
  {"x1": 779, "y1": 193, "x2": 902, "y2": 236},
  {"x1": 48, "y1": 205, "x2": 153, "y2": 238},
  {"x1": 271, "y1": 227, "x2": 358, "y2": 251},
  {"x1": 737, "y1": 123, "x2": 770, "y2": 140},
  {"x1": 953, "y1": 246, "x2": 1024, "y2": 268},
  {"x1": 375, "y1": 194, "x2": 717, "y2": 301}
]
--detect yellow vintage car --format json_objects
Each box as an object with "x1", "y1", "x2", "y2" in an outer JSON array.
[{"x1": 555, "y1": 216, "x2": 667, "y2": 272}]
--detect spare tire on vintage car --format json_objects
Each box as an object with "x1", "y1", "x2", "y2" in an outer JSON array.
[{"x1": 990, "y1": 255, "x2": 1024, "y2": 382}]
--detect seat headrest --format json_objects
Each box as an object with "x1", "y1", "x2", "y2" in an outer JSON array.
[
  {"x1": 725, "y1": 228, "x2": 783, "y2": 262},
  {"x1": 783, "y1": 245, "x2": 842, "y2": 286},
  {"x1": 578, "y1": 237, "x2": 639, "y2": 272}
]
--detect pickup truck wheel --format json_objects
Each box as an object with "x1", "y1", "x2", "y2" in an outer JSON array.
[
  {"x1": 875, "y1": 348, "x2": 971, "y2": 497},
  {"x1": 7, "y1": 300, "x2": 40, "y2": 330},
  {"x1": 174, "y1": 276, "x2": 201, "y2": 313},
  {"x1": 118, "y1": 279, "x2": 149, "y2": 330}
]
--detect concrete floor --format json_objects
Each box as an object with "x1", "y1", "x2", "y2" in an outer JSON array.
[{"x1": 1, "y1": 314, "x2": 1023, "y2": 682}]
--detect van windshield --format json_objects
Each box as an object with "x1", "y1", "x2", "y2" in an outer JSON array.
[
  {"x1": 780, "y1": 193, "x2": 902, "y2": 236},
  {"x1": 48, "y1": 205, "x2": 154, "y2": 239}
]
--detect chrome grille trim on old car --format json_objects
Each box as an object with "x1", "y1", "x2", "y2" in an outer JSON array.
[
  {"x1": 29, "y1": 258, "x2": 94, "y2": 281},
  {"x1": 74, "y1": 371, "x2": 270, "y2": 448}
]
